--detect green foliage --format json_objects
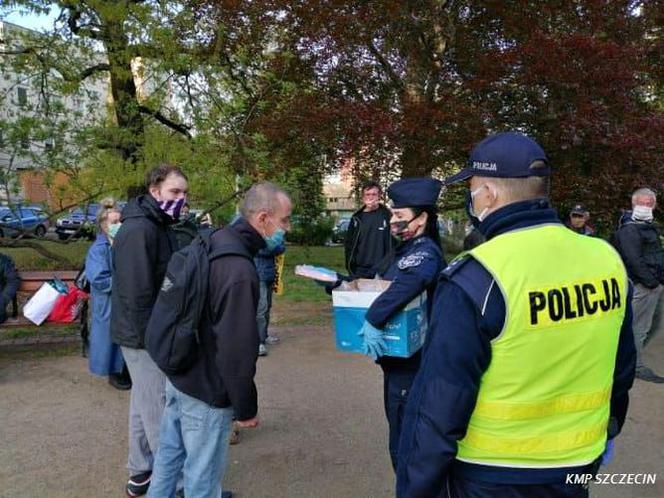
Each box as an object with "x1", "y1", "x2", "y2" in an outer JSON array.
[{"x1": 288, "y1": 217, "x2": 334, "y2": 246}]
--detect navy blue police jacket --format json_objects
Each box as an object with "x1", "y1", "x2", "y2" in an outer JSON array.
[
  {"x1": 396, "y1": 199, "x2": 636, "y2": 497},
  {"x1": 365, "y1": 235, "x2": 446, "y2": 372}
]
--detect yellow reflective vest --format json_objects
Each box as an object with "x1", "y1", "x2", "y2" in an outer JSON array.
[{"x1": 456, "y1": 224, "x2": 627, "y2": 468}]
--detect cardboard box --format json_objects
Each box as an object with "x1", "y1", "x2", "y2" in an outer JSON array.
[{"x1": 331, "y1": 279, "x2": 428, "y2": 358}]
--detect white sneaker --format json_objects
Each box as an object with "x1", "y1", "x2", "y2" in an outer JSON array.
[
  {"x1": 258, "y1": 344, "x2": 268, "y2": 356},
  {"x1": 265, "y1": 336, "x2": 280, "y2": 345}
]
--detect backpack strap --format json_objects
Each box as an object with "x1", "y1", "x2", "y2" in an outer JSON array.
[{"x1": 208, "y1": 242, "x2": 253, "y2": 262}]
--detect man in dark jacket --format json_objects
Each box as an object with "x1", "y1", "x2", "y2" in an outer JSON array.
[
  {"x1": 566, "y1": 203, "x2": 595, "y2": 235},
  {"x1": 613, "y1": 187, "x2": 664, "y2": 383},
  {"x1": 111, "y1": 164, "x2": 188, "y2": 497},
  {"x1": 0, "y1": 252, "x2": 20, "y2": 324},
  {"x1": 254, "y1": 242, "x2": 286, "y2": 356},
  {"x1": 148, "y1": 182, "x2": 292, "y2": 498},
  {"x1": 344, "y1": 181, "x2": 393, "y2": 278}
]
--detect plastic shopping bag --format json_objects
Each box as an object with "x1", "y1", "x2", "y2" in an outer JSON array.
[
  {"x1": 23, "y1": 282, "x2": 62, "y2": 325},
  {"x1": 47, "y1": 285, "x2": 88, "y2": 324}
]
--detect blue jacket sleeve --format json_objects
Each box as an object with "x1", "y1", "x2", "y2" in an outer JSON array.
[
  {"x1": 396, "y1": 280, "x2": 498, "y2": 498},
  {"x1": 85, "y1": 242, "x2": 113, "y2": 294},
  {"x1": 609, "y1": 282, "x2": 636, "y2": 438},
  {"x1": 365, "y1": 256, "x2": 440, "y2": 329}
]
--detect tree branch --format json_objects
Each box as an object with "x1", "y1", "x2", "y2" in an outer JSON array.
[
  {"x1": 137, "y1": 105, "x2": 192, "y2": 138},
  {"x1": 367, "y1": 42, "x2": 405, "y2": 92}
]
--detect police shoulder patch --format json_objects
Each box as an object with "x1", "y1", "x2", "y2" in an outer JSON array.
[
  {"x1": 441, "y1": 256, "x2": 471, "y2": 279},
  {"x1": 397, "y1": 251, "x2": 431, "y2": 270}
]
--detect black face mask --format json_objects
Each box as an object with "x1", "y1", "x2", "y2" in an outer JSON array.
[
  {"x1": 465, "y1": 191, "x2": 481, "y2": 229},
  {"x1": 390, "y1": 216, "x2": 418, "y2": 243}
]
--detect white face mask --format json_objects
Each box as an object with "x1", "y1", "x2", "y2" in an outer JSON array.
[
  {"x1": 632, "y1": 205, "x2": 654, "y2": 222},
  {"x1": 470, "y1": 185, "x2": 491, "y2": 222}
]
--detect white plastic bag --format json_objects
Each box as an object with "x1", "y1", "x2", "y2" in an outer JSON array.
[{"x1": 23, "y1": 282, "x2": 61, "y2": 325}]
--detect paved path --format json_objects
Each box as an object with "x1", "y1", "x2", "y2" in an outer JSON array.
[{"x1": 1, "y1": 323, "x2": 663, "y2": 498}]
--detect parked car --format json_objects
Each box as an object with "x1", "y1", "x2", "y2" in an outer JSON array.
[
  {"x1": 0, "y1": 206, "x2": 50, "y2": 238},
  {"x1": 55, "y1": 203, "x2": 99, "y2": 240},
  {"x1": 331, "y1": 218, "x2": 351, "y2": 244}
]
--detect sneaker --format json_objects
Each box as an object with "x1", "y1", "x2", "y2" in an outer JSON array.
[
  {"x1": 635, "y1": 367, "x2": 664, "y2": 383},
  {"x1": 265, "y1": 335, "x2": 280, "y2": 345},
  {"x1": 258, "y1": 344, "x2": 268, "y2": 356},
  {"x1": 126, "y1": 471, "x2": 151, "y2": 497}
]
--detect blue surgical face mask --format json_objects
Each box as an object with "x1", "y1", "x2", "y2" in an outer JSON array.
[{"x1": 264, "y1": 227, "x2": 285, "y2": 251}]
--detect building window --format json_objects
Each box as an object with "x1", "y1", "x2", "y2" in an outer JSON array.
[{"x1": 17, "y1": 87, "x2": 28, "y2": 106}]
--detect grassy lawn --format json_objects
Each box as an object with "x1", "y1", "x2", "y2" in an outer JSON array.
[
  {"x1": 1, "y1": 239, "x2": 90, "y2": 270},
  {"x1": 1, "y1": 242, "x2": 341, "y2": 337},
  {"x1": 1, "y1": 240, "x2": 345, "y2": 301}
]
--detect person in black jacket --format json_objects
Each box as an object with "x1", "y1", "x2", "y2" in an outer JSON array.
[
  {"x1": 148, "y1": 182, "x2": 292, "y2": 498},
  {"x1": 344, "y1": 181, "x2": 393, "y2": 278},
  {"x1": 171, "y1": 202, "x2": 200, "y2": 250},
  {"x1": 0, "y1": 252, "x2": 20, "y2": 324},
  {"x1": 111, "y1": 164, "x2": 188, "y2": 497},
  {"x1": 613, "y1": 187, "x2": 664, "y2": 383}
]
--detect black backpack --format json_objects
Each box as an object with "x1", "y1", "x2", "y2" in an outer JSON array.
[{"x1": 145, "y1": 229, "x2": 252, "y2": 375}]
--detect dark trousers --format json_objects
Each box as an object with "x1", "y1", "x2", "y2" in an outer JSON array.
[
  {"x1": 447, "y1": 474, "x2": 589, "y2": 498},
  {"x1": 383, "y1": 367, "x2": 417, "y2": 470}
]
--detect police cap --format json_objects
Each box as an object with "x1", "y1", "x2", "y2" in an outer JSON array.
[
  {"x1": 444, "y1": 132, "x2": 549, "y2": 185},
  {"x1": 570, "y1": 203, "x2": 589, "y2": 215},
  {"x1": 387, "y1": 177, "x2": 442, "y2": 208}
]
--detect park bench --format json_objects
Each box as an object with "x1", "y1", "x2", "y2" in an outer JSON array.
[{"x1": 1, "y1": 270, "x2": 89, "y2": 351}]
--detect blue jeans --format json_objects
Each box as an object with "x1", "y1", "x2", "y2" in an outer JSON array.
[
  {"x1": 148, "y1": 381, "x2": 234, "y2": 498},
  {"x1": 256, "y1": 280, "x2": 274, "y2": 344}
]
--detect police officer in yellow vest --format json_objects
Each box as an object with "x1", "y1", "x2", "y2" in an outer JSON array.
[{"x1": 396, "y1": 132, "x2": 636, "y2": 498}]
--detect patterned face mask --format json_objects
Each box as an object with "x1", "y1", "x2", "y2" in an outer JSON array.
[
  {"x1": 158, "y1": 198, "x2": 186, "y2": 221},
  {"x1": 391, "y1": 216, "x2": 417, "y2": 243}
]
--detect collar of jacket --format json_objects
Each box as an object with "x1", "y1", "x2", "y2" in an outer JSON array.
[
  {"x1": 395, "y1": 234, "x2": 429, "y2": 255},
  {"x1": 121, "y1": 194, "x2": 176, "y2": 226},
  {"x1": 478, "y1": 198, "x2": 561, "y2": 240},
  {"x1": 94, "y1": 233, "x2": 111, "y2": 246},
  {"x1": 230, "y1": 217, "x2": 267, "y2": 256},
  {"x1": 352, "y1": 203, "x2": 390, "y2": 219}
]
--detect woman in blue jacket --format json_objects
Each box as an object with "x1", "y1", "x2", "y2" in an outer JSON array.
[{"x1": 85, "y1": 199, "x2": 130, "y2": 390}]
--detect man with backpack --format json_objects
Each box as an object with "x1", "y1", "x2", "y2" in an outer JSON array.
[
  {"x1": 111, "y1": 164, "x2": 188, "y2": 497},
  {"x1": 147, "y1": 182, "x2": 292, "y2": 498}
]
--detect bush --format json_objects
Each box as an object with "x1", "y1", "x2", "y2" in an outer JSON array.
[{"x1": 288, "y1": 217, "x2": 334, "y2": 246}]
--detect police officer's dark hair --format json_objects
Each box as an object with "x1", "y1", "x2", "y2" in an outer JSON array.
[
  {"x1": 411, "y1": 206, "x2": 442, "y2": 248},
  {"x1": 146, "y1": 164, "x2": 188, "y2": 189},
  {"x1": 361, "y1": 181, "x2": 382, "y2": 193}
]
